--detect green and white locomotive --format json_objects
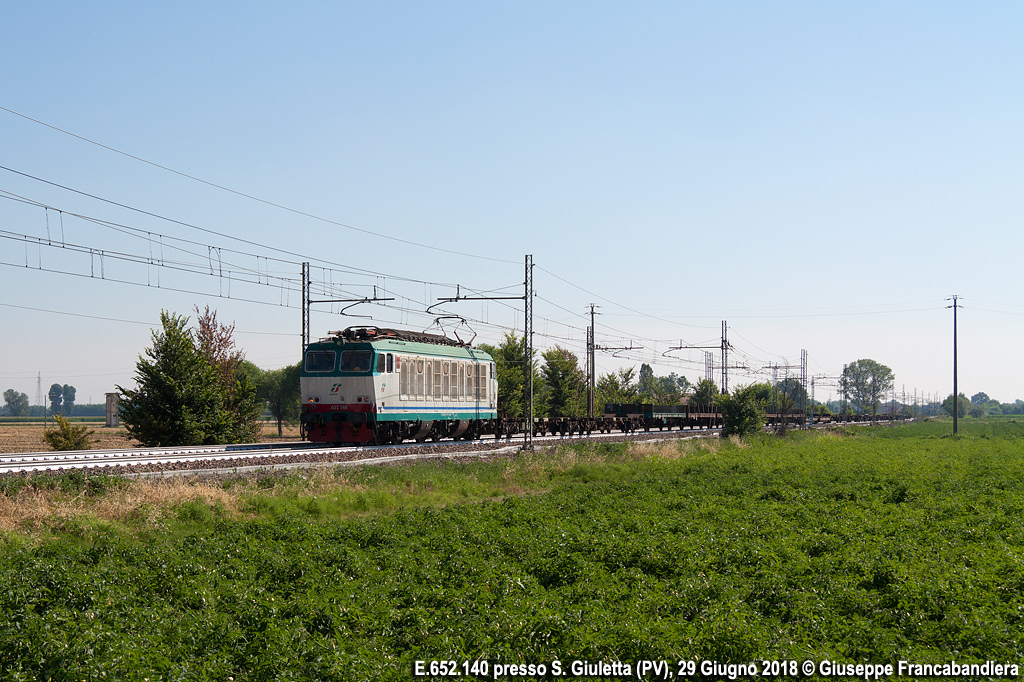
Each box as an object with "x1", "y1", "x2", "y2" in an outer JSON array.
[{"x1": 300, "y1": 326, "x2": 498, "y2": 445}]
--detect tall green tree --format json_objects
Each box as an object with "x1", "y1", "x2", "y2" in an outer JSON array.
[
  {"x1": 117, "y1": 311, "x2": 235, "y2": 447},
  {"x1": 48, "y1": 383, "x2": 63, "y2": 413},
  {"x1": 3, "y1": 389, "x2": 30, "y2": 417},
  {"x1": 62, "y1": 384, "x2": 76, "y2": 416},
  {"x1": 540, "y1": 346, "x2": 585, "y2": 417},
  {"x1": 943, "y1": 393, "x2": 970, "y2": 419},
  {"x1": 596, "y1": 367, "x2": 638, "y2": 410},
  {"x1": 775, "y1": 378, "x2": 807, "y2": 409},
  {"x1": 840, "y1": 359, "x2": 895, "y2": 419},
  {"x1": 477, "y1": 332, "x2": 540, "y2": 420},
  {"x1": 638, "y1": 363, "x2": 657, "y2": 399},
  {"x1": 259, "y1": 362, "x2": 302, "y2": 437},
  {"x1": 690, "y1": 378, "x2": 719, "y2": 409},
  {"x1": 656, "y1": 372, "x2": 690, "y2": 403},
  {"x1": 194, "y1": 306, "x2": 263, "y2": 442},
  {"x1": 718, "y1": 383, "x2": 769, "y2": 437}
]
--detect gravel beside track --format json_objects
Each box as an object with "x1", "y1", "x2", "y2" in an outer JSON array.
[{"x1": 0, "y1": 429, "x2": 715, "y2": 480}]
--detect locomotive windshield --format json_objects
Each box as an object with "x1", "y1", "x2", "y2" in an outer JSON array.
[
  {"x1": 340, "y1": 350, "x2": 372, "y2": 372},
  {"x1": 304, "y1": 350, "x2": 336, "y2": 373}
]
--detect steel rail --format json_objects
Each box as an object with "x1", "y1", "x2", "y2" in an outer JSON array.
[{"x1": 0, "y1": 426, "x2": 726, "y2": 476}]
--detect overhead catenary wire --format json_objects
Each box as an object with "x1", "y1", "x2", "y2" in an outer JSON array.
[
  {"x1": 0, "y1": 110, "x2": 985, "y2": 399},
  {"x1": 3, "y1": 182, "x2": 600, "y2": 353},
  {"x1": 0, "y1": 190, "x2": 539, "y2": 335},
  {"x1": 0, "y1": 106, "x2": 520, "y2": 264},
  {"x1": 0, "y1": 173, "x2": 475, "y2": 288},
  {"x1": 0, "y1": 205, "x2": 917, "y2": 388},
  {"x1": 0, "y1": 147, "x2": 956, "y2": 363}
]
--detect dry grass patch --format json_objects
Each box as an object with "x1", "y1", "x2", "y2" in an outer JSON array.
[
  {"x1": 625, "y1": 439, "x2": 678, "y2": 460},
  {"x1": 687, "y1": 436, "x2": 722, "y2": 455},
  {"x1": 727, "y1": 434, "x2": 749, "y2": 448},
  {"x1": 0, "y1": 435, "x2": 746, "y2": 537},
  {"x1": 0, "y1": 478, "x2": 246, "y2": 533},
  {"x1": 0, "y1": 423, "x2": 140, "y2": 454}
]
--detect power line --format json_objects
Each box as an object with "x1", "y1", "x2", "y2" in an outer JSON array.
[
  {"x1": 0, "y1": 106, "x2": 519, "y2": 264},
  {"x1": 0, "y1": 301, "x2": 155, "y2": 326},
  {"x1": 2, "y1": 192, "x2": 540, "y2": 340},
  {"x1": 602, "y1": 305, "x2": 944, "y2": 320},
  {"x1": 0, "y1": 259, "x2": 297, "y2": 310},
  {"x1": 0, "y1": 301, "x2": 301, "y2": 335},
  {"x1": 0, "y1": 170, "x2": 480, "y2": 287},
  {"x1": 537, "y1": 265, "x2": 714, "y2": 330}
]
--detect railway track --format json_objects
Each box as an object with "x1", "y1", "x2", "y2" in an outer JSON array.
[
  {"x1": 0, "y1": 441, "x2": 331, "y2": 476},
  {"x1": 0, "y1": 427, "x2": 723, "y2": 478}
]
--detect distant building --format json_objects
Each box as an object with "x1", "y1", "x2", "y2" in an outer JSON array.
[{"x1": 105, "y1": 393, "x2": 119, "y2": 427}]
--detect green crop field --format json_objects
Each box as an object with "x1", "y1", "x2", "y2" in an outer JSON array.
[{"x1": 1, "y1": 421, "x2": 1022, "y2": 680}]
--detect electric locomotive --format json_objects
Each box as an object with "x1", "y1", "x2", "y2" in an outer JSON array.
[{"x1": 300, "y1": 326, "x2": 498, "y2": 445}]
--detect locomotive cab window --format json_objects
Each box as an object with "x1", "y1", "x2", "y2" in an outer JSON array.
[
  {"x1": 376, "y1": 354, "x2": 386, "y2": 373},
  {"x1": 304, "y1": 350, "x2": 336, "y2": 373},
  {"x1": 386, "y1": 353, "x2": 394, "y2": 373},
  {"x1": 340, "y1": 350, "x2": 372, "y2": 372}
]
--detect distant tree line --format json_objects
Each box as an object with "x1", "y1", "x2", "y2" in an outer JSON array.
[
  {"x1": 939, "y1": 392, "x2": 1024, "y2": 418},
  {"x1": 2, "y1": 384, "x2": 79, "y2": 417},
  {"x1": 476, "y1": 333, "x2": 695, "y2": 421},
  {"x1": 478, "y1": 333, "x2": 881, "y2": 429},
  {"x1": 23, "y1": 314, "x2": 1021, "y2": 446}
]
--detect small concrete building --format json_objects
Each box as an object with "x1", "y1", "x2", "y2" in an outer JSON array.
[{"x1": 105, "y1": 392, "x2": 120, "y2": 427}]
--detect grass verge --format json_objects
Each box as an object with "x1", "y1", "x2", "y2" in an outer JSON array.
[{"x1": 1, "y1": 424, "x2": 1022, "y2": 680}]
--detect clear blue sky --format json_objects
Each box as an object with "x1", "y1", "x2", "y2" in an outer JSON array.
[{"x1": 2, "y1": 2, "x2": 1022, "y2": 407}]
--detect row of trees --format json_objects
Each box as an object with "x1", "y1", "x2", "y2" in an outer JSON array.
[
  {"x1": 476, "y1": 333, "x2": 698, "y2": 420},
  {"x1": 109, "y1": 314, "x2": 1016, "y2": 448},
  {"x1": 941, "y1": 392, "x2": 1024, "y2": 418},
  {"x1": 2, "y1": 390, "x2": 30, "y2": 417},
  {"x1": 478, "y1": 334, "x2": 908, "y2": 426},
  {"x1": 48, "y1": 384, "x2": 76, "y2": 414},
  {"x1": 2, "y1": 384, "x2": 77, "y2": 417}
]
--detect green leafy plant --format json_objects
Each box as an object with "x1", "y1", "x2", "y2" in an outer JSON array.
[
  {"x1": 718, "y1": 383, "x2": 768, "y2": 437},
  {"x1": 3, "y1": 424, "x2": 1024, "y2": 679},
  {"x1": 42, "y1": 413, "x2": 95, "y2": 451}
]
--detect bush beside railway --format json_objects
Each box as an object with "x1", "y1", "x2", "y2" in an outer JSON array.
[{"x1": 1, "y1": 425, "x2": 1022, "y2": 680}]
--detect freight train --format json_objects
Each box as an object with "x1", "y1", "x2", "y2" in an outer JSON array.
[{"x1": 300, "y1": 326, "x2": 868, "y2": 446}]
